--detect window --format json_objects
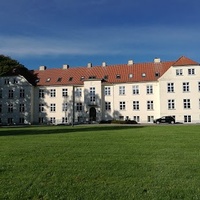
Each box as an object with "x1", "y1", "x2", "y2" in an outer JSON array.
[
  {"x1": 168, "y1": 99, "x2": 175, "y2": 110},
  {"x1": 8, "y1": 89, "x2": 14, "y2": 99},
  {"x1": 89, "y1": 76, "x2": 96, "y2": 79},
  {"x1": 39, "y1": 89, "x2": 45, "y2": 98},
  {"x1": 50, "y1": 117, "x2": 56, "y2": 124},
  {"x1": 19, "y1": 118, "x2": 24, "y2": 124},
  {"x1": 39, "y1": 104, "x2": 45, "y2": 112},
  {"x1": 132, "y1": 85, "x2": 139, "y2": 94},
  {"x1": 62, "y1": 88, "x2": 68, "y2": 97},
  {"x1": 76, "y1": 88, "x2": 82, "y2": 97},
  {"x1": 62, "y1": 117, "x2": 68, "y2": 123},
  {"x1": 39, "y1": 117, "x2": 44, "y2": 124},
  {"x1": 46, "y1": 78, "x2": 51, "y2": 82},
  {"x1": 105, "y1": 102, "x2": 111, "y2": 111},
  {"x1": 90, "y1": 87, "x2": 95, "y2": 102},
  {"x1": 184, "y1": 115, "x2": 191, "y2": 122},
  {"x1": 198, "y1": 82, "x2": 200, "y2": 92},
  {"x1": 62, "y1": 103, "x2": 67, "y2": 111},
  {"x1": 167, "y1": 83, "x2": 174, "y2": 92},
  {"x1": 133, "y1": 116, "x2": 140, "y2": 122},
  {"x1": 119, "y1": 86, "x2": 125, "y2": 95},
  {"x1": 147, "y1": 116, "x2": 154, "y2": 122},
  {"x1": 119, "y1": 116, "x2": 124, "y2": 120},
  {"x1": 147, "y1": 85, "x2": 153, "y2": 94},
  {"x1": 142, "y1": 73, "x2": 146, "y2": 77},
  {"x1": 50, "y1": 103, "x2": 56, "y2": 112},
  {"x1": 50, "y1": 89, "x2": 56, "y2": 97},
  {"x1": 7, "y1": 118, "x2": 13, "y2": 124},
  {"x1": 188, "y1": 68, "x2": 195, "y2": 75},
  {"x1": 147, "y1": 100, "x2": 154, "y2": 110},
  {"x1": 129, "y1": 73, "x2": 133, "y2": 78},
  {"x1": 13, "y1": 78, "x2": 18, "y2": 84},
  {"x1": 0, "y1": 90, "x2": 2, "y2": 98},
  {"x1": 80, "y1": 76, "x2": 85, "y2": 81},
  {"x1": 176, "y1": 69, "x2": 183, "y2": 76},
  {"x1": 116, "y1": 74, "x2": 121, "y2": 79},
  {"x1": 20, "y1": 89, "x2": 25, "y2": 98},
  {"x1": 69, "y1": 77, "x2": 73, "y2": 81},
  {"x1": 105, "y1": 87, "x2": 111, "y2": 96},
  {"x1": 57, "y1": 77, "x2": 62, "y2": 82},
  {"x1": 199, "y1": 99, "x2": 200, "y2": 109},
  {"x1": 133, "y1": 101, "x2": 139, "y2": 110},
  {"x1": 183, "y1": 82, "x2": 189, "y2": 92},
  {"x1": 8, "y1": 104, "x2": 13, "y2": 113},
  {"x1": 119, "y1": 101, "x2": 126, "y2": 110},
  {"x1": 4, "y1": 79, "x2": 9, "y2": 85},
  {"x1": 76, "y1": 103, "x2": 83, "y2": 112},
  {"x1": 19, "y1": 104, "x2": 25, "y2": 113},
  {"x1": 0, "y1": 104, "x2": 2, "y2": 113},
  {"x1": 104, "y1": 75, "x2": 108, "y2": 80},
  {"x1": 183, "y1": 99, "x2": 191, "y2": 109}
]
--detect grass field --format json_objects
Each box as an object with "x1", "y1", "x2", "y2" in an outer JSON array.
[{"x1": 1, "y1": 124, "x2": 200, "y2": 200}]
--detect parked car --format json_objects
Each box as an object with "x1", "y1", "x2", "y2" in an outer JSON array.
[{"x1": 153, "y1": 116, "x2": 175, "y2": 124}]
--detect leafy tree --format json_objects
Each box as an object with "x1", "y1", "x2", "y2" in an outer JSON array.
[
  {"x1": 0, "y1": 55, "x2": 27, "y2": 76},
  {"x1": 0, "y1": 55, "x2": 37, "y2": 85}
]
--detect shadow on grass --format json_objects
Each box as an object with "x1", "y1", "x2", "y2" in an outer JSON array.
[{"x1": 0, "y1": 125, "x2": 144, "y2": 136}]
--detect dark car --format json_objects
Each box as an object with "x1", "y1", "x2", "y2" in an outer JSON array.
[{"x1": 153, "y1": 116, "x2": 175, "y2": 124}]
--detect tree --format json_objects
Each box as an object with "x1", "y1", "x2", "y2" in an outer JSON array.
[
  {"x1": 0, "y1": 55, "x2": 37, "y2": 85},
  {"x1": 0, "y1": 55, "x2": 27, "y2": 76}
]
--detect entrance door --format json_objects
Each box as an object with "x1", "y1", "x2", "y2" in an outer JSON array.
[{"x1": 89, "y1": 107, "x2": 96, "y2": 122}]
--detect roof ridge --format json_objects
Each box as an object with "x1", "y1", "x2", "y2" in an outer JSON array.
[{"x1": 173, "y1": 56, "x2": 199, "y2": 66}]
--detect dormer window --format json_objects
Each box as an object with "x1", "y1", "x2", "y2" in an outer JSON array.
[
  {"x1": 116, "y1": 74, "x2": 121, "y2": 79},
  {"x1": 69, "y1": 77, "x2": 73, "y2": 81},
  {"x1": 80, "y1": 76, "x2": 85, "y2": 81},
  {"x1": 104, "y1": 75, "x2": 108, "y2": 80},
  {"x1": 57, "y1": 77, "x2": 62, "y2": 82},
  {"x1": 155, "y1": 72, "x2": 160, "y2": 77},
  {"x1": 46, "y1": 78, "x2": 51, "y2": 82},
  {"x1": 89, "y1": 76, "x2": 96, "y2": 79},
  {"x1": 142, "y1": 73, "x2": 146, "y2": 77},
  {"x1": 129, "y1": 73, "x2": 133, "y2": 78},
  {"x1": 35, "y1": 79, "x2": 40, "y2": 83}
]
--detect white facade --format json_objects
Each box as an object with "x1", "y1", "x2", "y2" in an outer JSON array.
[{"x1": 0, "y1": 56, "x2": 200, "y2": 125}]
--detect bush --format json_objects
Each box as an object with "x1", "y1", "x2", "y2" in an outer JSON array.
[{"x1": 111, "y1": 120, "x2": 138, "y2": 124}]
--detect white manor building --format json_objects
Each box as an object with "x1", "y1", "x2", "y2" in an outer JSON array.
[{"x1": 0, "y1": 56, "x2": 200, "y2": 125}]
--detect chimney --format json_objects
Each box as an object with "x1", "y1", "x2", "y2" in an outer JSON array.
[
  {"x1": 39, "y1": 66, "x2": 46, "y2": 70},
  {"x1": 63, "y1": 64, "x2": 69, "y2": 69},
  {"x1": 154, "y1": 58, "x2": 161, "y2": 63},
  {"x1": 102, "y1": 62, "x2": 107, "y2": 67},
  {"x1": 87, "y1": 62, "x2": 92, "y2": 68},
  {"x1": 128, "y1": 60, "x2": 134, "y2": 65}
]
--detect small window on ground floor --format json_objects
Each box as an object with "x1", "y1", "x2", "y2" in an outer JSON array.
[
  {"x1": 184, "y1": 115, "x2": 191, "y2": 123},
  {"x1": 147, "y1": 116, "x2": 154, "y2": 122},
  {"x1": 119, "y1": 116, "x2": 124, "y2": 121},
  {"x1": 133, "y1": 116, "x2": 140, "y2": 122}
]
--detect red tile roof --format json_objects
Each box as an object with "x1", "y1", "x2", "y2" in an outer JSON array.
[
  {"x1": 33, "y1": 56, "x2": 198, "y2": 86},
  {"x1": 173, "y1": 56, "x2": 198, "y2": 66}
]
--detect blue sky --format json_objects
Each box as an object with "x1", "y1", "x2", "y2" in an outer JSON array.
[{"x1": 1, "y1": 0, "x2": 200, "y2": 69}]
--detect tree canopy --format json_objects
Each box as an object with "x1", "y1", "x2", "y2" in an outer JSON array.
[
  {"x1": 0, "y1": 55, "x2": 27, "y2": 76},
  {"x1": 0, "y1": 55, "x2": 37, "y2": 85}
]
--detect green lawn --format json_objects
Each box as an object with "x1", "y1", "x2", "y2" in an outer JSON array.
[{"x1": 1, "y1": 125, "x2": 200, "y2": 200}]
